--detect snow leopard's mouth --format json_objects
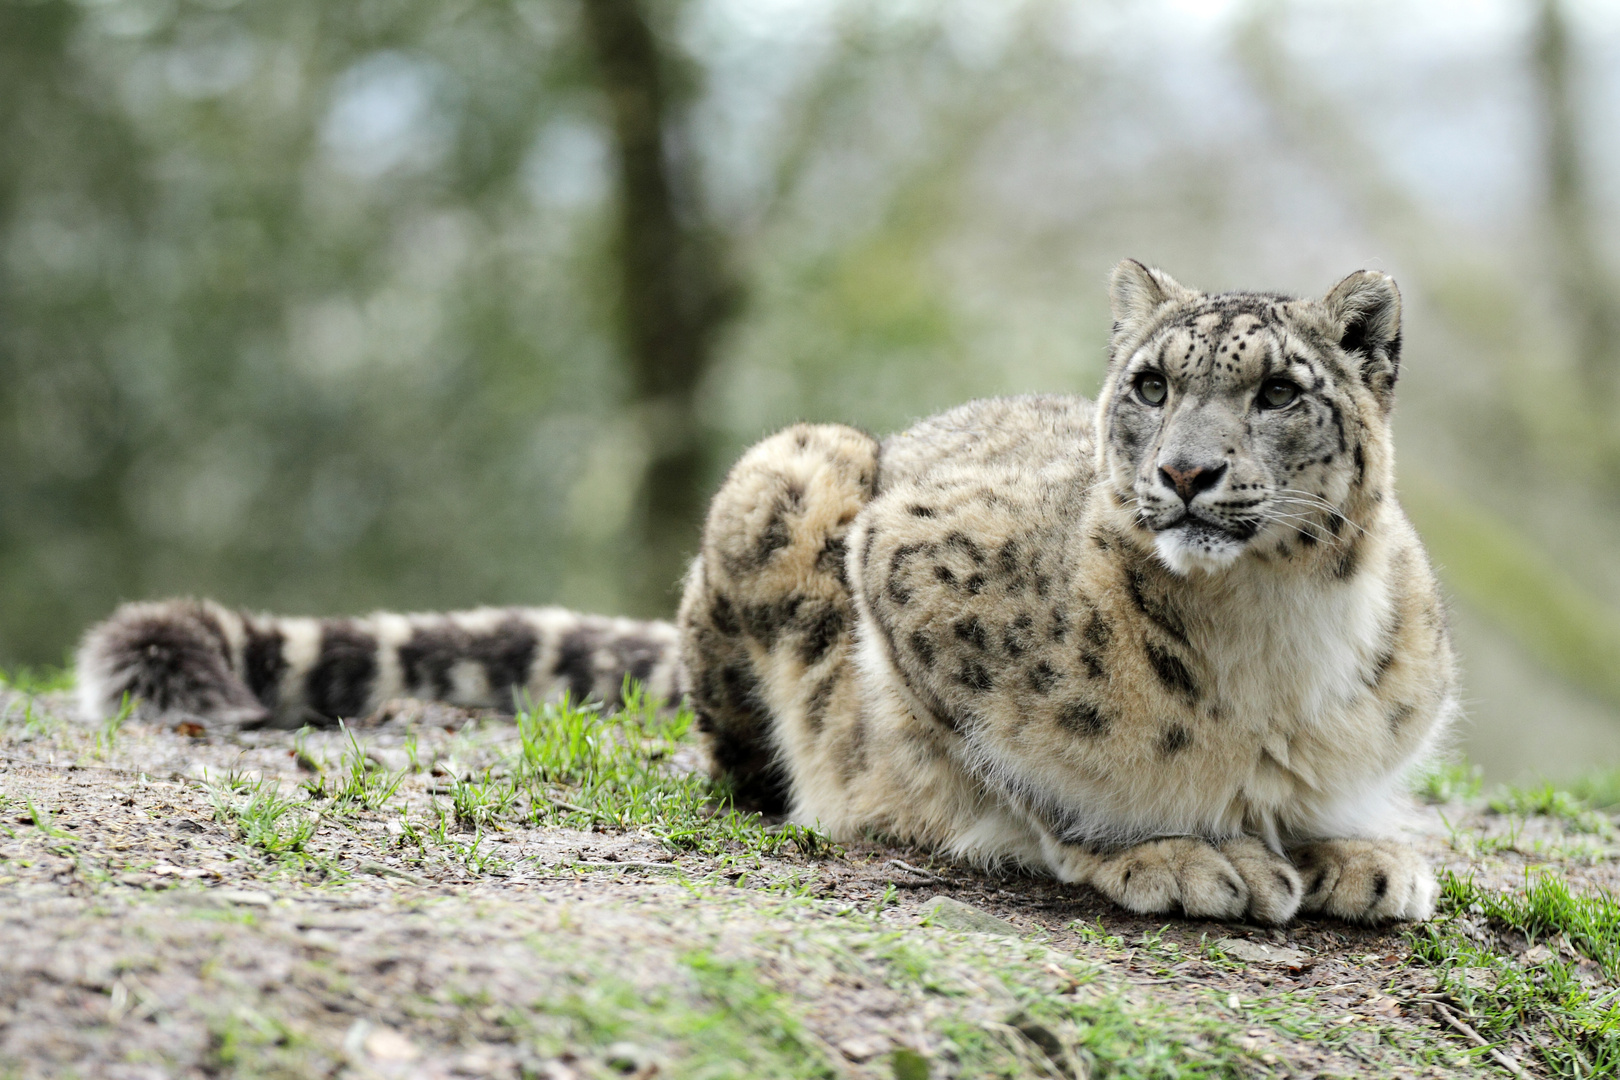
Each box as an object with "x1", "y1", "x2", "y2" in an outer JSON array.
[
  {"x1": 1152, "y1": 511, "x2": 1256, "y2": 544},
  {"x1": 1151, "y1": 515, "x2": 1252, "y2": 574}
]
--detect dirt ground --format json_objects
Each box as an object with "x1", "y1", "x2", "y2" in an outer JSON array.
[{"x1": 2, "y1": 688, "x2": 1614, "y2": 1079}]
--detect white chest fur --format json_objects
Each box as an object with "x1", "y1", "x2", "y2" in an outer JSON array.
[
  {"x1": 1170, "y1": 535, "x2": 1442, "y2": 846},
  {"x1": 1183, "y1": 553, "x2": 1392, "y2": 736}
]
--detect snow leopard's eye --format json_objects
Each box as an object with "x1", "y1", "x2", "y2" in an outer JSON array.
[
  {"x1": 1258, "y1": 379, "x2": 1299, "y2": 410},
  {"x1": 1134, "y1": 373, "x2": 1167, "y2": 406}
]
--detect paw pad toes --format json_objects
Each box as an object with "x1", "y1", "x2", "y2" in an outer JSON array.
[
  {"x1": 1290, "y1": 841, "x2": 1434, "y2": 923},
  {"x1": 1214, "y1": 838, "x2": 1303, "y2": 924}
]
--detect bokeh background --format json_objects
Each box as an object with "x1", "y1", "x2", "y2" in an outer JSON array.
[{"x1": 4, "y1": 0, "x2": 1620, "y2": 781}]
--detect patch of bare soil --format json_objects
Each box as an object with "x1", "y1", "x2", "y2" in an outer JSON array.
[{"x1": 1, "y1": 689, "x2": 1613, "y2": 1078}]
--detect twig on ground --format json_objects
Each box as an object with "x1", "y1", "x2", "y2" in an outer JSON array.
[
  {"x1": 1429, "y1": 1000, "x2": 1530, "y2": 1079},
  {"x1": 887, "y1": 858, "x2": 948, "y2": 882},
  {"x1": 543, "y1": 792, "x2": 615, "y2": 823},
  {"x1": 355, "y1": 861, "x2": 425, "y2": 886}
]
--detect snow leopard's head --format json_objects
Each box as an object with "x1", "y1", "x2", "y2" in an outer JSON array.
[{"x1": 1095, "y1": 259, "x2": 1401, "y2": 576}]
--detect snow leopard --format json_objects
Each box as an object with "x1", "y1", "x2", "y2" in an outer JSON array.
[{"x1": 77, "y1": 260, "x2": 1455, "y2": 924}]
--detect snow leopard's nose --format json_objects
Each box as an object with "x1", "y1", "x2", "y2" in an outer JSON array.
[{"x1": 1158, "y1": 461, "x2": 1226, "y2": 503}]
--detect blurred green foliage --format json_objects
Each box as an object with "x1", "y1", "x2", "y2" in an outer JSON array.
[
  {"x1": 4, "y1": 0, "x2": 1620, "y2": 781},
  {"x1": 0, "y1": 0, "x2": 1122, "y2": 667},
  {"x1": 1567, "y1": 769, "x2": 1620, "y2": 811},
  {"x1": 1, "y1": 0, "x2": 632, "y2": 661},
  {"x1": 1401, "y1": 472, "x2": 1620, "y2": 706}
]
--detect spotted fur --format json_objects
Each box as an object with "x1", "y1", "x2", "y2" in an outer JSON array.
[
  {"x1": 77, "y1": 601, "x2": 680, "y2": 728},
  {"x1": 76, "y1": 262, "x2": 1454, "y2": 924}
]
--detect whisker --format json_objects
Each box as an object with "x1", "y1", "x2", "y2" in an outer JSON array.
[
  {"x1": 1273, "y1": 485, "x2": 1340, "y2": 505},
  {"x1": 1269, "y1": 489, "x2": 1366, "y2": 536},
  {"x1": 1079, "y1": 476, "x2": 1144, "y2": 509},
  {"x1": 1268, "y1": 506, "x2": 1365, "y2": 540},
  {"x1": 1273, "y1": 487, "x2": 1352, "y2": 514},
  {"x1": 1075, "y1": 476, "x2": 1140, "y2": 501},
  {"x1": 1271, "y1": 500, "x2": 1342, "y2": 523},
  {"x1": 1260, "y1": 508, "x2": 1335, "y2": 545}
]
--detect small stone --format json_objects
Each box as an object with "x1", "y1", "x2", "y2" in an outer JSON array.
[
  {"x1": 150, "y1": 863, "x2": 207, "y2": 879},
  {"x1": 838, "y1": 1034, "x2": 891, "y2": 1062},
  {"x1": 1214, "y1": 938, "x2": 1309, "y2": 967},
  {"x1": 214, "y1": 888, "x2": 273, "y2": 907},
  {"x1": 602, "y1": 1042, "x2": 654, "y2": 1075},
  {"x1": 918, "y1": 896, "x2": 1018, "y2": 936},
  {"x1": 527, "y1": 1062, "x2": 579, "y2": 1080},
  {"x1": 364, "y1": 1028, "x2": 419, "y2": 1062},
  {"x1": 453, "y1": 1051, "x2": 504, "y2": 1076}
]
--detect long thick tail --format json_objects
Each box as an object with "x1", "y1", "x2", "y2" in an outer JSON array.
[{"x1": 76, "y1": 598, "x2": 683, "y2": 726}]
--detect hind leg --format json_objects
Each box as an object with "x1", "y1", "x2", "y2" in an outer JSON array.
[{"x1": 677, "y1": 423, "x2": 880, "y2": 811}]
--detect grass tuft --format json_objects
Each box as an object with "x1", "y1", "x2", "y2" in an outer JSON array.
[
  {"x1": 1566, "y1": 768, "x2": 1620, "y2": 812},
  {"x1": 504, "y1": 686, "x2": 833, "y2": 859},
  {"x1": 94, "y1": 692, "x2": 135, "y2": 759},
  {"x1": 1489, "y1": 782, "x2": 1612, "y2": 835},
  {"x1": 1407, "y1": 870, "x2": 1620, "y2": 1077},
  {"x1": 297, "y1": 725, "x2": 407, "y2": 812},
  {"x1": 208, "y1": 779, "x2": 319, "y2": 862},
  {"x1": 0, "y1": 665, "x2": 74, "y2": 695},
  {"x1": 1412, "y1": 759, "x2": 1483, "y2": 804}
]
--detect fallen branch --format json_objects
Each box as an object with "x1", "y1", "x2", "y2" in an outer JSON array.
[
  {"x1": 887, "y1": 858, "x2": 948, "y2": 883},
  {"x1": 355, "y1": 861, "x2": 425, "y2": 886},
  {"x1": 541, "y1": 792, "x2": 615, "y2": 824},
  {"x1": 1429, "y1": 1000, "x2": 1530, "y2": 1079}
]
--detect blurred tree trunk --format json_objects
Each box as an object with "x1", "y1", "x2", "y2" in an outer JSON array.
[
  {"x1": 1533, "y1": 0, "x2": 1620, "y2": 406},
  {"x1": 580, "y1": 0, "x2": 738, "y2": 614},
  {"x1": 0, "y1": 1, "x2": 152, "y2": 663}
]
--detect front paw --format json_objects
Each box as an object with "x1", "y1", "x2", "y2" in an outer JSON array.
[
  {"x1": 1089, "y1": 837, "x2": 1301, "y2": 925},
  {"x1": 1218, "y1": 836, "x2": 1303, "y2": 925},
  {"x1": 1292, "y1": 839, "x2": 1436, "y2": 922}
]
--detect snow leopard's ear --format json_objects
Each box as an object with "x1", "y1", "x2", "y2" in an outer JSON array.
[
  {"x1": 1321, "y1": 270, "x2": 1402, "y2": 411},
  {"x1": 1108, "y1": 260, "x2": 1196, "y2": 348}
]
